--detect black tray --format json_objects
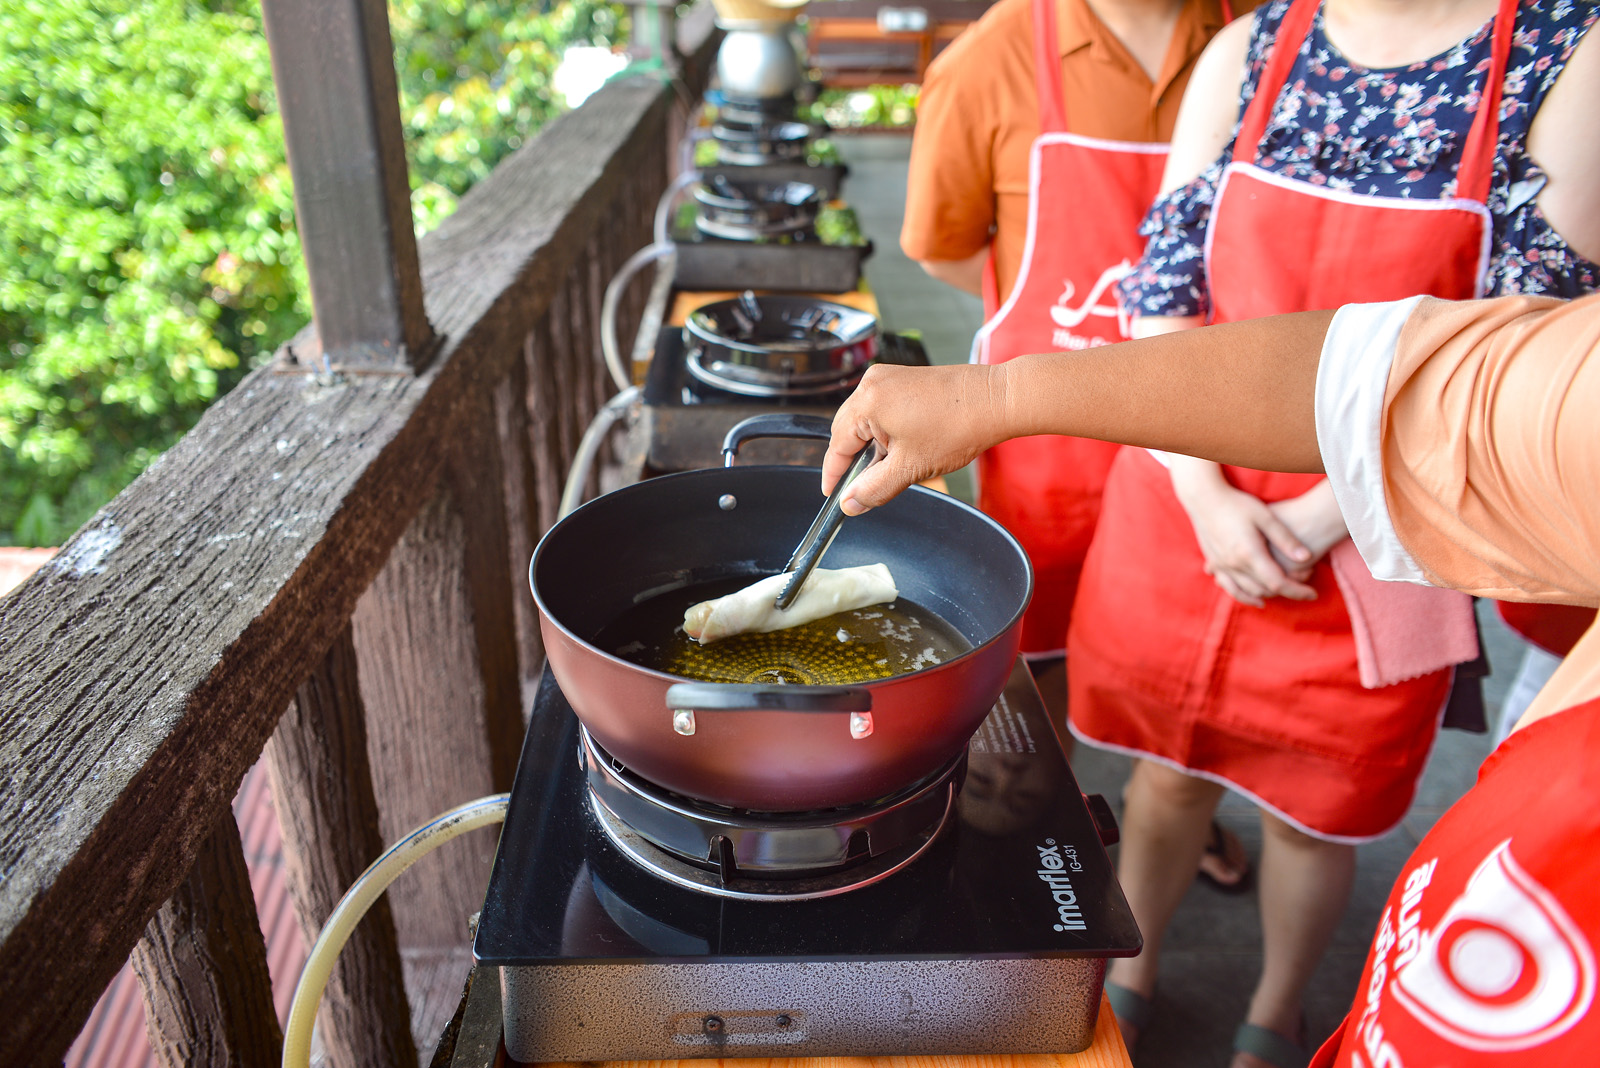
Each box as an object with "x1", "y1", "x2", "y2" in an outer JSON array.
[
  {"x1": 673, "y1": 235, "x2": 873, "y2": 294},
  {"x1": 701, "y1": 161, "x2": 850, "y2": 198}
]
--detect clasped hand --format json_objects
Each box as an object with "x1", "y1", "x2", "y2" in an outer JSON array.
[{"x1": 1169, "y1": 458, "x2": 1348, "y2": 607}]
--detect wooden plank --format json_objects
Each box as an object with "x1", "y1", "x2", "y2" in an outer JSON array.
[
  {"x1": 523, "y1": 318, "x2": 566, "y2": 538},
  {"x1": 0, "y1": 72, "x2": 685, "y2": 1065},
  {"x1": 448, "y1": 394, "x2": 525, "y2": 793},
  {"x1": 260, "y1": 0, "x2": 435, "y2": 370},
  {"x1": 264, "y1": 626, "x2": 417, "y2": 1068},
  {"x1": 129, "y1": 814, "x2": 283, "y2": 1068},
  {"x1": 494, "y1": 365, "x2": 546, "y2": 692},
  {"x1": 351, "y1": 484, "x2": 504, "y2": 951}
]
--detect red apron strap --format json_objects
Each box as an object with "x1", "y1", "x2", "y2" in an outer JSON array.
[
  {"x1": 1455, "y1": 0, "x2": 1518, "y2": 204},
  {"x1": 1233, "y1": 0, "x2": 1319, "y2": 162},
  {"x1": 1235, "y1": 0, "x2": 1515, "y2": 198},
  {"x1": 1221, "y1": 0, "x2": 1235, "y2": 24},
  {"x1": 1031, "y1": 0, "x2": 1069, "y2": 133}
]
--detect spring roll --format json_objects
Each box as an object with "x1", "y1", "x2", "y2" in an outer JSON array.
[{"x1": 683, "y1": 563, "x2": 898, "y2": 644}]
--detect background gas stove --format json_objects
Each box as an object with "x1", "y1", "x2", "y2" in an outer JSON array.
[
  {"x1": 475, "y1": 660, "x2": 1141, "y2": 1062},
  {"x1": 637, "y1": 323, "x2": 928, "y2": 473}
]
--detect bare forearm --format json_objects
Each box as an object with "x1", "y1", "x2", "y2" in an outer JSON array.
[
  {"x1": 916, "y1": 249, "x2": 988, "y2": 297},
  {"x1": 824, "y1": 309, "x2": 1336, "y2": 511},
  {"x1": 1000, "y1": 310, "x2": 1335, "y2": 471}
]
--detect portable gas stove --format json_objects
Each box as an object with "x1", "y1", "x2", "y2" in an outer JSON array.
[
  {"x1": 475, "y1": 660, "x2": 1141, "y2": 1061},
  {"x1": 673, "y1": 168, "x2": 872, "y2": 292},
  {"x1": 637, "y1": 321, "x2": 928, "y2": 473}
]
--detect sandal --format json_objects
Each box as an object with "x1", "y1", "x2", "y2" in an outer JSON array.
[
  {"x1": 1104, "y1": 981, "x2": 1152, "y2": 1052},
  {"x1": 1232, "y1": 1021, "x2": 1310, "y2": 1068},
  {"x1": 1198, "y1": 818, "x2": 1253, "y2": 894}
]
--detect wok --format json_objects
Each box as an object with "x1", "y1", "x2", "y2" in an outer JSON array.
[{"x1": 531, "y1": 414, "x2": 1031, "y2": 811}]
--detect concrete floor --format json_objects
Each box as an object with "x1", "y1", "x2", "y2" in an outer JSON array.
[{"x1": 834, "y1": 132, "x2": 1517, "y2": 1067}]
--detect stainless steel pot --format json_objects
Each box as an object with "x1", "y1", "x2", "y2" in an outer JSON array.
[{"x1": 715, "y1": 24, "x2": 805, "y2": 100}]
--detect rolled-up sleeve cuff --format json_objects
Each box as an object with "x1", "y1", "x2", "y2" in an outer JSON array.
[{"x1": 1315, "y1": 297, "x2": 1431, "y2": 585}]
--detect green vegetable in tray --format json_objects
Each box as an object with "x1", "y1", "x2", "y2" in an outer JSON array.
[{"x1": 815, "y1": 204, "x2": 866, "y2": 247}]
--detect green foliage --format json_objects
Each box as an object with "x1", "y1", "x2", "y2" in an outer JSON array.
[
  {"x1": 394, "y1": 0, "x2": 626, "y2": 230},
  {"x1": 0, "y1": 0, "x2": 624, "y2": 546},
  {"x1": 1, "y1": 0, "x2": 301, "y2": 546},
  {"x1": 809, "y1": 84, "x2": 919, "y2": 128}
]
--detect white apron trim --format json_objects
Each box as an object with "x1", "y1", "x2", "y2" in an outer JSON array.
[
  {"x1": 1066, "y1": 688, "x2": 1450, "y2": 844},
  {"x1": 1200, "y1": 160, "x2": 1494, "y2": 325},
  {"x1": 970, "y1": 130, "x2": 1169, "y2": 365}
]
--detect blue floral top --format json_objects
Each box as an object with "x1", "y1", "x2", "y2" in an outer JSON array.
[{"x1": 1119, "y1": 0, "x2": 1600, "y2": 318}]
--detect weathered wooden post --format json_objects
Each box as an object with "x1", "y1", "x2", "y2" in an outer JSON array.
[
  {"x1": 260, "y1": 0, "x2": 437, "y2": 372},
  {"x1": 255, "y1": 0, "x2": 524, "y2": 1053}
]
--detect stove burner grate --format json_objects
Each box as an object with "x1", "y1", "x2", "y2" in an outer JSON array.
[
  {"x1": 684, "y1": 345, "x2": 863, "y2": 397},
  {"x1": 692, "y1": 176, "x2": 824, "y2": 242},
  {"x1": 717, "y1": 94, "x2": 803, "y2": 127},
  {"x1": 712, "y1": 119, "x2": 812, "y2": 166},
  {"x1": 581, "y1": 725, "x2": 960, "y2": 901}
]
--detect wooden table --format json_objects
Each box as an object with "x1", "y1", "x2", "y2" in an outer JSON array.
[{"x1": 432, "y1": 970, "x2": 1133, "y2": 1068}]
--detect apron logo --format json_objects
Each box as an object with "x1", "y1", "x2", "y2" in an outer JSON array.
[
  {"x1": 1048, "y1": 260, "x2": 1133, "y2": 341},
  {"x1": 1391, "y1": 840, "x2": 1595, "y2": 1051}
]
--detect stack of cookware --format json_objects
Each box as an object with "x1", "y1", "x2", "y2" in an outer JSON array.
[
  {"x1": 709, "y1": 21, "x2": 815, "y2": 165},
  {"x1": 476, "y1": 414, "x2": 1142, "y2": 1061}
]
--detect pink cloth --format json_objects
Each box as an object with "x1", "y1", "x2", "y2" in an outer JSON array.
[{"x1": 1330, "y1": 539, "x2": 1478, "y2": 688}]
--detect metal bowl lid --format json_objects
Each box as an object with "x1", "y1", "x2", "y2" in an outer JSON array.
[{"x1": 684, "y1": 294, "x2": 878, "y2": 357}]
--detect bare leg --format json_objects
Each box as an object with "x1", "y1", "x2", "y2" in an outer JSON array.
[
  {"x1": 1231, "y1": 811, "x2": 1356, "y2": 1067},
  {"x1": 1107, "y1": 760, "x2": 1225, "y2": 1009}
]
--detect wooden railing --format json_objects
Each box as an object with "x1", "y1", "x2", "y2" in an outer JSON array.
[{"x1": 0, "y1": 9, "x2": 716, "y2": 1066}]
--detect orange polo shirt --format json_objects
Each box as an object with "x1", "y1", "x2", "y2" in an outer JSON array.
[{"x1": 902, "y1": 0, "x2": 1243, "y2": 303}]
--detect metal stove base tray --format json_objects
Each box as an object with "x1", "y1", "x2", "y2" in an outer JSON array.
[{"x1": 500, "y1": 956, "x2": 1106, "y2": 1062}]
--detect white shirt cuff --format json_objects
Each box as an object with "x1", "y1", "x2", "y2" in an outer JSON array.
[{"x1": 1315, "y1": 298, "x2": 1431, "y2": 585}]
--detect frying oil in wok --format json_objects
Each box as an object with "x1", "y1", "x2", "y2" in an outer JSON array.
[{"x1": 594, "y1": 576, "x2": 973, "y2": 685}]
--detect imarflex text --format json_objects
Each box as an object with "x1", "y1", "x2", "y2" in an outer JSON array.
[{"x1": 1037, "y1": 842, "x2": 1086, "y2": 931}]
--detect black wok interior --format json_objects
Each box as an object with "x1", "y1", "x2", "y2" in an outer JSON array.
[{"x1": 533, "y1": 465, "x2": 1031, "y2": 655}]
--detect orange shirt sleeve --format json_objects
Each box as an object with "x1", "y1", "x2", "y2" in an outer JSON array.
[
  {"x1": 1381, "y1": 293, "x2": 1600, "y2": 722},
  {"x1": 1382, "y1": 294, "x2": 1600, "y2": 604},
  {"x1": 901, "y1": 30, "x2": 1002, "y2": 266}
]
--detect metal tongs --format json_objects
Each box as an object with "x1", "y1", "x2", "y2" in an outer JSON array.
[{"x1": 774, "y1": 442, "x2": 877, "y2": 610}]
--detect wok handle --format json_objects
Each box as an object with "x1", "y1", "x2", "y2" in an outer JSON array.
[
  {"x1": 665, "y1": 683, "x2": 875, "y2": 739},
  {"x1": 665, "y1": 683, "x2": 871, "y2": 712},
  {"x1": 721, "y1": 413, "x2": 832, "y2": 467}
]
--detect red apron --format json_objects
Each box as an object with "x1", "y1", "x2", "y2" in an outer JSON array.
[
  {"x1": 1068, "y1": 0, "x2": 1516, "y2": 840},
  {"x1": 1498, "y1": 602, "x2": 1599, "y2": 657},
  {"x1": 1310, "y1": 696, "x2": 1600, "y2": 1067},
  {"x1": 970, "y1": 0, "x2": 1187, "y2": 657}
]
